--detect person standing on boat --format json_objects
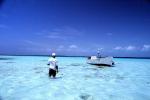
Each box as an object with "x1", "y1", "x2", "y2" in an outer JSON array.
[{"x1": 47, "y1": 53, "x2": 58, "y2": 78}]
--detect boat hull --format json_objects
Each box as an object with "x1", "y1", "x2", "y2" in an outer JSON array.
[{"x1": 87, "y1": 57, "x2": 114, "y2": 66}]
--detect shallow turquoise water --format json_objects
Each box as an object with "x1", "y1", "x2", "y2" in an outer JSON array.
[{"x1": 0, "y1": 56, "x2": 150, "y2": 100}]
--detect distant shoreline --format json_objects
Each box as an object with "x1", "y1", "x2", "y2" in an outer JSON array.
[{"x1": 0, "y1": 55, "x2": 150, "y2": 59}]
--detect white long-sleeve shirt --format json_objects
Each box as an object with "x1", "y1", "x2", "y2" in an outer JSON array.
[{"x1": 48, "y1": 57, "x2": 58, "y2": 70}]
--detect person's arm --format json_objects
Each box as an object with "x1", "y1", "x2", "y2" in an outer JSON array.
[
  {"x1": 56, "y1": 60, "x2": 58, "y2": 72},
  {"x1": 47, "y1": 63, "x2": 50, "y2": 65},
  {"x1": 47, "y1": 59, "x2": 50, "y2": 65},
  {"x1": 56, "y1": 65, "x2": 58, "y2": 73}
]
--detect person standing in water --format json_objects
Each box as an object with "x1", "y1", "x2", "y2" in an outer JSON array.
[{"x1": 47, "y1": 53, "x2": 58, "y2": 78}]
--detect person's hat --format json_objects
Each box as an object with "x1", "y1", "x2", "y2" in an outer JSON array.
[{"x1": 52, "y1": 53, "x2": 56, "y2": 56}]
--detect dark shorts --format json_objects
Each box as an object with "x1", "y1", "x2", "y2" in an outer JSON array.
[{"x1": 49, "y1": 68, "x2": 56, "y2": 77}]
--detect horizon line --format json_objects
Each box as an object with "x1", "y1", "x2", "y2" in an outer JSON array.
[{"x1": 0, "y1": 54, "x2": 150, "y2": 59}]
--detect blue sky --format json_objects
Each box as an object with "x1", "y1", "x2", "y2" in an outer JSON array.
[{"x1": 0, "y1": 0, "x2": 150, "y2": 57}]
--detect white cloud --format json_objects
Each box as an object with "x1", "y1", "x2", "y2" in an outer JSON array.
[
  {"x1": 46, "y1": 31, "x2": 65, "y2": 39},
  {"x1": 47, "y1": 35, "x2": 65, "y2": 39},
  {"x1": 23, "y1": 40, "x2": 51, "y2": 49},
  {"x1": 55, "y1": 26, "x2": 84, "y2": 36},
  {"x1": 19, "y1": 47, "x2": 52, "y2": 55},
  {"x1": 97, "y1": 48, "x2": 104, "y2": 50},
  {"x1": 56, "y1": 45, "x2": 89, "y2": 53},
  {"x1": 125, "y1": 46, "x2": 136, "y2": 51},
  {"x1": 69, "y1": 45, "x2": 78, "y2": 49},
  {"x1": 142, "y1": 44, "x2": 150, "y2": 51},
  {"x1": 35, "y1": 30, "x2": 65, "y2": 39},
  {"x1": 24, "y1": 40, "x2": 40, "y2": 46},
  {"x1": 114, "y1": 46, "x2": 136, "y2": 51},
  {"x1": 114, "y1": 46, "x2": 123, "y2": 50},
  {"x1": 37, "y1": 27, "x2": 84, "y2": 40}
]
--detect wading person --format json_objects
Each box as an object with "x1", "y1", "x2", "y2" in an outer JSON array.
[{"x1": 47, "y1": 53, "x2": 58, "y2": 78}]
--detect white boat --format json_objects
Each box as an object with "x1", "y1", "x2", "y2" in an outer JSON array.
[{"x1": 87, "y1": 56, "x2": 114, "y2": 66}]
